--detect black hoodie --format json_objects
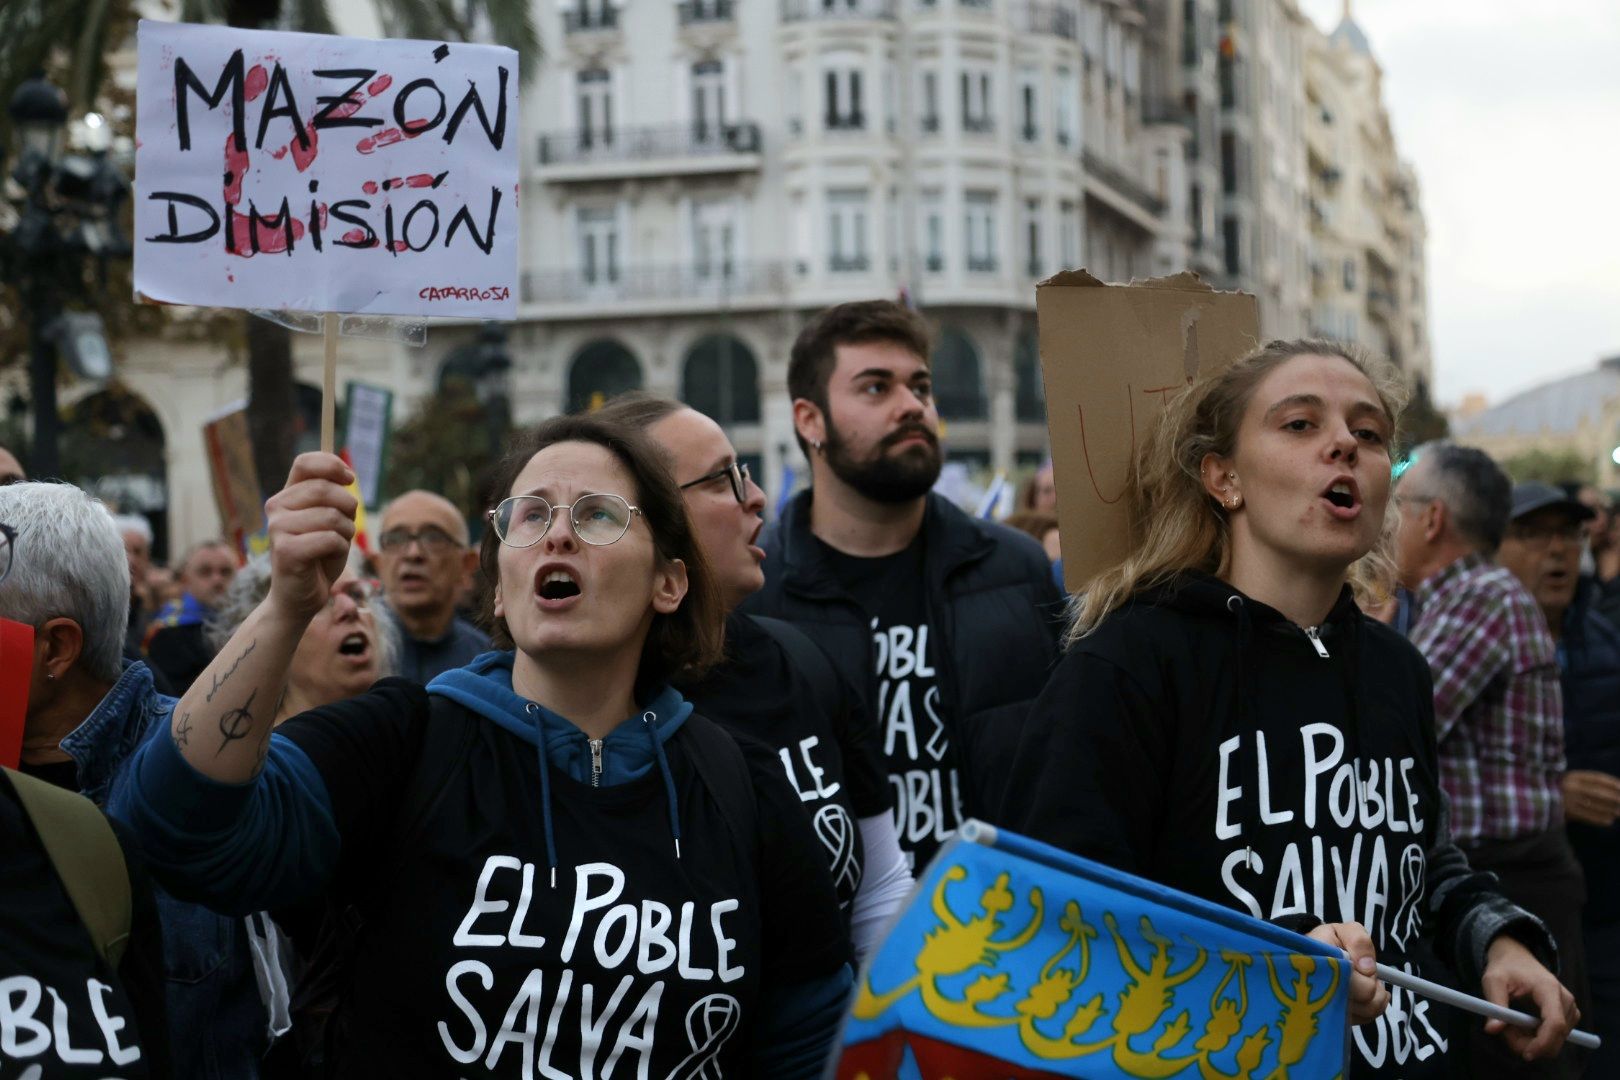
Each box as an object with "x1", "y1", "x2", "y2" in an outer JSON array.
[{"x1": 1001, "y1": 573, "x2": 1557, "y2": 1077}]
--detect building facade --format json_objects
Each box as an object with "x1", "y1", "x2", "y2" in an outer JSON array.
[
  {"x1": 1302, "y1": 7, "x2": 1431, "y2": 385},
  {"x1": 71, "y1": 0, "x2": 1427, "y2": 553}
]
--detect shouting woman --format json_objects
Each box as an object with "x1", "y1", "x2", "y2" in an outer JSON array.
[
  {"x1": 1001, "y1": 340, "x2": 1578, "y2": 1076},
  {"x1": 115, "y1": 415, "x2": 852, "y2": 1078}
]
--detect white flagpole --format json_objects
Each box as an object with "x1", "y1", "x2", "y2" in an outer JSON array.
[{"x1": 1376, "y1": 963, "x2": 1600, "y2": 1051}]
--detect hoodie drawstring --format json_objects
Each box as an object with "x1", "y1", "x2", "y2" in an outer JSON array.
[
  {"x1": 1225, "y1": 593, "x2": 1257, "y2": 866},
  {"x1": 643, "y1": 711, "x2": 683, "y2": 860},
  {"x1": 527, "y1": 703, "x2": 561, "y2": 888}
]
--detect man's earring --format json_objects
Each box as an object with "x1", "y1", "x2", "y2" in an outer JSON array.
[{"x1": 810, "y1": 440, "x2": 823, "y2": 451}]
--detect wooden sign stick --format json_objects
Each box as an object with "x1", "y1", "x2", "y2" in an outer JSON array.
[{"x1": 321, "y1": 312, "x2": 339, "y2": 454}]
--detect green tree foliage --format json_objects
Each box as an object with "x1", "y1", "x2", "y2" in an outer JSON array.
[
  {"x1": 384, "y1": 379, "x2": 502, "y2": 528},
  {"x1": 1502, "y1": 448, "x2": 1593, "y2": 486},
  {"x1": 1401, "y1": 377, "x2": 1450, "y2": 452}
]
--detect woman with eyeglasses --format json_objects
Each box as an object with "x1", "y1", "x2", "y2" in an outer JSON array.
[
  {"x1": 114, "y1": 415, "x2": 853, "y2": 1079},
  {"x1": 596, "y1": 392, "x2": 913, "y2": 961}
]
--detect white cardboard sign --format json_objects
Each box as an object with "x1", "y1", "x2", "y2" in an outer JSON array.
[{"x1": 135, "y1": 20, "x2": 518, "y2": 318}]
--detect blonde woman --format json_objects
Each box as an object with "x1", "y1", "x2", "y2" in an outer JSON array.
[{"x1": 1001, "y1": 341, "x2": 1577, "y2": 1076}]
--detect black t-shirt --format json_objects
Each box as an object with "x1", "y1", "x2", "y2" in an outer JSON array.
[
  {"x1": 0, "y1": 773, "x2": 170, "y2": 1079},
  {"x1": 678, "y1": 612, "x2": 891, "y2": 917},
  {"x1": 817, "y1": 535, "x2": 961, "y2": 870},
  {"x1": 276, "y1": 680, "x2": 847, "y2": 1078}
]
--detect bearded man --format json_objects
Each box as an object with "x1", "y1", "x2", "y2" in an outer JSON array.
[{"x1": 743, "y1": 301, "x2": 1063, "y2": 868}]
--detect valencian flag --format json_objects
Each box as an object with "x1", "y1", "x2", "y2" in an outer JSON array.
[{"x1": 836, "y1": 821, "x2": 1350, "y2": 1080}]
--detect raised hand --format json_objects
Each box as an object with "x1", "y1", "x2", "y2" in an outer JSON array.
[{"x1": 264, "y1": 453, "x2": 358, "y2": 622}]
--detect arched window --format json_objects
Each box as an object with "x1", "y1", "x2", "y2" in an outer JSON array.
[
  {"x1": 61, "y1": 385, "x2": 170, "y2": 556},
  {"x1": 568, "y1": 340, "x2": 643, "y2": 413},
  {"x1": 682, "y1": 335, "x2": 760, "y2": 425},
  {"x1": 1015, "y1": 326, "x2": 1046, "y2": 422},
  {"x1": 930, "y1": 326, "x2": 986, "y2": 420}
]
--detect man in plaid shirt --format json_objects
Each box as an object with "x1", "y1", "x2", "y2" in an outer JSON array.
[{"x1": 1396, "y1": 443, "x2": 1588, "y2": 1078}]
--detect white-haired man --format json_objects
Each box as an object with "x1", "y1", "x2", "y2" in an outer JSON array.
[
  {"x1": 111, "y1": 512, "x2": 155, "y2": 655},
  {"x1": 0, "y1": 482, "x2": 273, "y2": 1077}
]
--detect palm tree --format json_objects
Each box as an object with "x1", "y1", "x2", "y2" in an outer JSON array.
[{"x1": 0, "y1": 0, "x2": 538, "y2": 495}]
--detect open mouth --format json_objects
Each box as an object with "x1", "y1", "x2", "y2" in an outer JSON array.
[
  {"x1": 338, "y1": 633, "x2": 370, "y2": 657},
  {"x1": 1323, "y1": 479, "x2": 1359, "y2": 511},
  {"x1": 538, "y1": 569, "x2": 581, "y2": 601}
]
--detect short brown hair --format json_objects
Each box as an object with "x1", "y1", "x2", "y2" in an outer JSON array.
[
  {"x1": 591, "y1": 391, "x2": 686, "y2": 439},
  {"x1": 478, "y1": 414, "x2": 725, "y2": 697},
  {"x1": 787, "y1": 300, "x2": 932, "y2": 454}
]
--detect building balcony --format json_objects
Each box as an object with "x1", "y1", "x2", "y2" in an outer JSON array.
[
  {"x1": 1019, "y1": 1, "x2": 1079, "y2": 40},
  {"x1": 562, "y1": 5, "x2": 619, "y2": 33},
  {"x1": 1082, "y1": 148, "x2": 1165, "y2": 223},
  {"x1": 1367, "y1": 288, "x2": 1397, "y2": 321},
  {"x1": 781, "y1": 0, "x2": 898, "y2": 22},
  {"x1": 522, "y1": 260, "x2": 792, "y2": 313},
  {"x1": 829, "y1": 254, "x2": 872, "y2": 273},
  {"x1": 678, "y1": 0, "x2": 734, "y2": 23},
  {"x1": 536, "y1": 123, "x2": 763, "y2": 181},
  {"x1": 962, "y1": 116, "x2": 995, "y2": 135},
  {"x1": 967, "y1": 255, "x2": 999, "y2": 273},
  {"x1": 926, "y1": 253, "x2": 944, "y2": 273}
]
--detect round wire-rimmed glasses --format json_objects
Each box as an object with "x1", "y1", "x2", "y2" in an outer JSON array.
[
  {"x1": 0, "y1": 523, "x2": 15, "y2": 586},
  {"x1": 488, "y1": 494, "x2": 644, "y2": 548}
]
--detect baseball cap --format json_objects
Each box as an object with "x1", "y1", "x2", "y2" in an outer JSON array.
[{"x1": 1509, "y1": 481, "x2": 1595, "y2": 523}]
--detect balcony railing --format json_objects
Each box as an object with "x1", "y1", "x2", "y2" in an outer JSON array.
[
  {"x1": 782, "y1": 0, "x2": 898, "y2": 21},
  {"x1": 967, "y1": 255, "x2": 999, "y2": 273},
  {"x1": 825, "y1": 113, "x2": 868, "y2": 131},
  {"x1": 925, "y1": 254, "x2": 944, "y2": 272},
  {"x1": 920, "y1": 114, "x2": 941, "y2": 134},
  {"x1": 1019, "y1": 1, "x2": 1078, "y2": 40},
  {"x1": 523, "y1": 260, "x2": 792, "y2": 305},
  {"x1": 678, "y1": 0, "x2": 735, "y2": 22},
  {"x1": 829, "y1": 254, "x2": 872, "y2": 273},
  {"x1": 538, "y1": 122, "x2": 762, "y2": 166},
  {"x1": 563, "y1": 5, "x2": 619, "y2": 32},
  {"x1": 962, "y1": 116, "x2": 995, "y2": 134},
  {"x1": 1082, "y1": 149, "x2": 1165, "y2": 217}
]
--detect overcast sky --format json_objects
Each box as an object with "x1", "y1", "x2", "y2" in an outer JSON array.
[{"x1": 1296, "y1": 0, "x2": 1620, "y2": 407}]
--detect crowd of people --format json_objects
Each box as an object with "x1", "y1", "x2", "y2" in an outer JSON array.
[{"x1": 0, "y1": 299, "x2": 1614, "y2": 1079}]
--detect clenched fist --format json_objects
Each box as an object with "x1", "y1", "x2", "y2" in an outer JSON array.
[{"x1": 265, "y1": 452, "x2": 358, "y2": 622}]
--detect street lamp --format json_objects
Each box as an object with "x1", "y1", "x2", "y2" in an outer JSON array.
[
  {"x1": 8, "y1": 72, "x2": 67, "y2": 180},
  {"x1": 2, "y1": 71, "x2": 130, "y2": 478}
]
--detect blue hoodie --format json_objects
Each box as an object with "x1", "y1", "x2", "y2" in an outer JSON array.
[
  {"x1": 115, "y1": 655, "x2": 852, "y2": 1078},
  {"x1": 429, "y1": 652, "x2": 694, "y2": 884}
]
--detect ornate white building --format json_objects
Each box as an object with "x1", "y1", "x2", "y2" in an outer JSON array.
[{"x1": 58, "y1": 0, "x2": 1424, "y2": 554}]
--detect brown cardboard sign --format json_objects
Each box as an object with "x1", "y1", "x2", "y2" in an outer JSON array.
[
  {"x1": 1037, "y1": 270, "x2": 1260, "y2": 593},
  {"x1": 202, "y1": 403, "x2": 268, "y2": 560}
]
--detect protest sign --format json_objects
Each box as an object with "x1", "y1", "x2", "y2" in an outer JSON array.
[
  {"x1": 134, "y1": 20, "x2": 519, "y2": 320},
  {"x1": 343, "y1": 381, "x2": 393, "y2": 507},
  {"x1": 202, "y1": 402, "x2": 267, "y2": 559},
  {"x1": 1036, "y1": 271, "x2": 1259, "y2": 593}
]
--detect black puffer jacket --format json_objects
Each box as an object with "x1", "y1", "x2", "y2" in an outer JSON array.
[
  {"x1": 742, "y1": 490, "x2": 1064, "y2": 818},
  {"x1": 1560, "y1": 580, "x2": 1620, "y2": 926}
]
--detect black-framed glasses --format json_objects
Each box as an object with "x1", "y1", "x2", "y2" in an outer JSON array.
[
  {"x1": 378, "y1": 526, "x2": 459, "y2": 554},
  {"x1": 488, "y1": 494, "x2": 643, "y2": 548},
  {"x1": 0, "y1": 523, "x2": 14, "y2": 586},
  {"x1": 679, "y1": 461, "x2": 751, "y2": 504}
]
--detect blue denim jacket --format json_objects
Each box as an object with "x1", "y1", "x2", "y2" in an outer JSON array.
[{"x1": 62, "y1": 661, "x2": 270, "y2": 1079}]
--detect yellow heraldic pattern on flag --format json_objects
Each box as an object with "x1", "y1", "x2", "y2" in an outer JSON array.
[{"x1": 836, "y1": 824, "x2": 1348, "y2": 1080}]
